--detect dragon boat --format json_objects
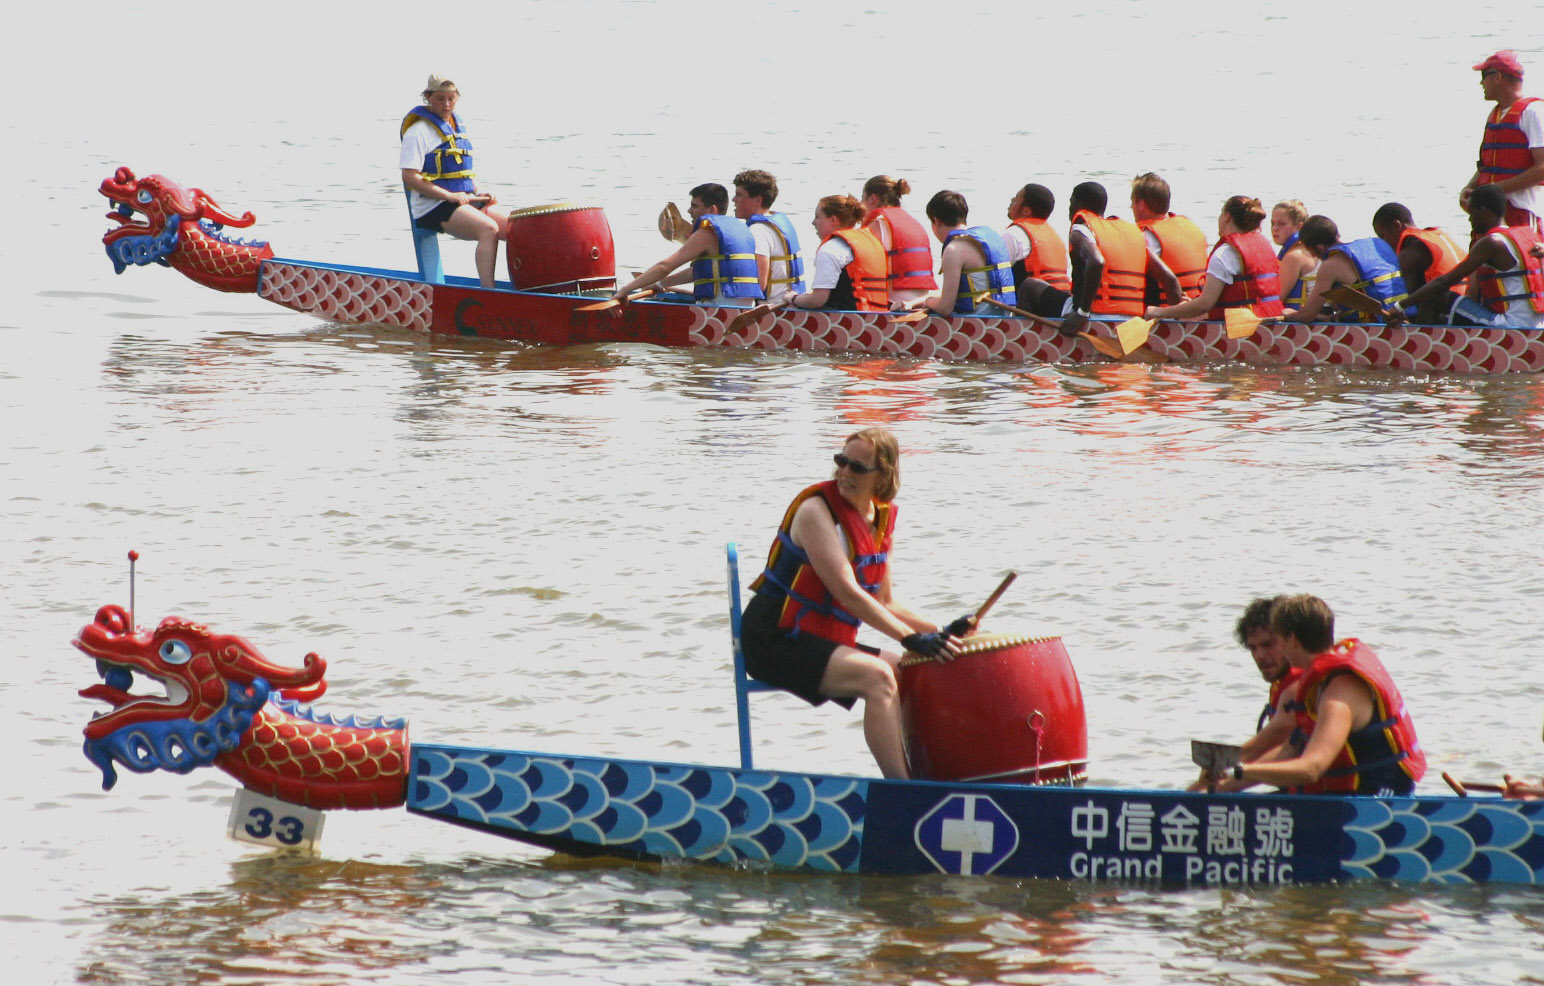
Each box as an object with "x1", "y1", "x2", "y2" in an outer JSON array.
[
  {"x1": 99, "y1": 167, "x2": 1544, "y2": 375},
  {"x1": 72, "y1": 547, "x2": 1544, "y2": 888}
]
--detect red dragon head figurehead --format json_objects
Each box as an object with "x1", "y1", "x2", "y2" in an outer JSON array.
[
  {"x1": 75, "y1": 604, "x2": 327, "y2": 744},
  {"x1": 99, "y1": 167, "x2": 272, "y2": 292}
]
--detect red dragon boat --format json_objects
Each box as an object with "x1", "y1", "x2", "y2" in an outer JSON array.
[{"x1": 99, "y1": 167, "x2": 1544, "y2": 374}]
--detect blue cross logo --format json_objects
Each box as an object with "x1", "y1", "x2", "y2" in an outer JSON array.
[{"x1": 914, "y1": 794, "x2": 1019, "y2": 875}]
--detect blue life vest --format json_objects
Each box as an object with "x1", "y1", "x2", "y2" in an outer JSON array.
[
  {"x1": 943, "y1": 226, "x2": 1017, "y2": 313},
  {"x1": 1328, "y1": 237, "x2": 1407, "y2": 313},
  {"x1": 748, "y1": 213, "x2": 807, "y2": 293},
  {"x1": 691, "y1": 215, "x2": 763, "y2": 302},
  {"x1": 400, "y1": 107, "x2": 476, "y2": 194}
]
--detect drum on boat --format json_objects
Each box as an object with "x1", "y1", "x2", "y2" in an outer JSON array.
[
  {"x1": 505, "y1": 203, "x2": 616, "y2": 292},
  {"x1": 899, "y1": 632, "x2": 1088, "y2": 785}
]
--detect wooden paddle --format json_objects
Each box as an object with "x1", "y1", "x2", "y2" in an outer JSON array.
[
  {"x1": 1324, "y1": 285, "x2": 1386, "y2": 320},
  {"x1": 1190, "y1": 740, "x2": 1244, "y2": 793},
  {"x1": 657, "y1": 202, "x2": 691, "y2": 243},
  {"x1": 972, "y1": 571, "x2": 1017, "y2": 626},
  {"x1": 576, "y1": 288, "x2": 655, "y2": 311},
  {"x1": 728, "y1": 299, "x2": 789, "y2": 334},
  {"x1": 983, "y1": 296, "x2": 1063, "y2": 329},
  {"x1": 1222, "y1": 307, "x2": 1282, "y2": 339},
  {"x1": 1442, "y1": 772, "x2": 1505, "y2": 797}
]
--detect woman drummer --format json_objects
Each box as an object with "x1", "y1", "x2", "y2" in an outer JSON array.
[
  {"x1": 741, "y1": 427, "x2": 968, "y2": 779},
  {"x1": 399, "y1": 74, "x2": 510, "y2": 288}
]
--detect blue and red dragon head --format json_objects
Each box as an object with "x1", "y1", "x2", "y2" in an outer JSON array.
[
  {"x1": 100, "y1": 167, "x2": 275, "y2": 293},
  {"x1": 75, "y1": 604, "x2": 408, "y2": 811}
]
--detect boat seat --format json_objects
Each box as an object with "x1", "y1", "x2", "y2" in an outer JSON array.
[
  {"x1": 727, "y1": 541, "x2": 776, "y2": 770},
  {"x1": 405, "y1": 190, "x2": 444, "y2": 284}
]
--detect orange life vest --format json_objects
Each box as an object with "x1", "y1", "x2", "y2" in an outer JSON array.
[
  {"x1": 825, "y1": 227, "x2": 891, "y2": 312},
  {"x1": 750, "y1": 481, "x2": 896, "y2": 645},
  {"x1": 1137, "y1": 214, "x2": 1209, "y2": 297},
  {"x1": 1397, "y1": 227, "x2": 1467, "y2": 295},
  {"x1": 1072, "y1": 211, "x2": 1147, "y2": 315},
  {"x1": 1009, "y1": 217, "x2": 1071, "y2": 290}
]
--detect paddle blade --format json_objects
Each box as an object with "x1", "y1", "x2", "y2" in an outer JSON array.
[
  {"x1": 1078, "y1": 331, "x2": 1126, "y2": 360},
  {"x1": 1324, "y1": 285, "x2": 1384, "y2": 320},
  {"x1": 575, "y1": 298, "x2": 621, "y2": 311},
  {"x1": 892, "y1": 309, "x2": 929, "y2": 323},
  {"x1": 728, "y1": 304, "x2": 772, "y2": 335},
  {"x1": 1115, "y1": 317, "x2": 1153, "y2": 355},
  {"x1": 1224, "y1": 308, "x2": 1261, "y2": 339},
  {"x1": 1190, "y1": 740, "x2": 1243, "y2": 775}
]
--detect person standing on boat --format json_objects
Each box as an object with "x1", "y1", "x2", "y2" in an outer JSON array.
[
  {"x1": 1371, "y1": 203, "x2": 1469, "y2": 324},
  {"x1": 1144, "y1": 196, "x2": 1283, "y2": 322},
  {"x1": 611, "y1": 183, "x2": 763, "y2": 306},
  {"x1": 1390, "y1": 185, "x2": 1544, "y2": 329},
  {"x1": 1130, "y1": 174, "x2": 1209, "y2": 304},
  {"x1": 909, "y1": 191, "x2": 1016, "y2": 316},
  {"x1": 784, "y1": 196, "x2": 890, "y2": 311},
  {"x1": 1280, "y1": 216, "x2": 1406, "y2": 322},
  {"x1": 1220, "y1": 595, "x2": 1425, "y2": 797},
  {"x1": 742, "y1": 428, "x2": 967, "y2": 779},
  {"x1": 1188, "y1": 596, "x2": 1302, "y2": 793},
  {"x1": 399, "y1": 75, "x2": 510, "y2": 289},
  {"x1": 733, "y1": 170, "x2": 807, "y2": 299},
  {"x1": 1272, "y1": 199, "x2": 1318, "y2": 311},
  {"x1": 859, "y1": 175, "x2": 937, "y2": 307},
  {"x1": 1003, "y1": 183, "x2": 1071, "y2": 299},
  {"x1": 1460, "y1": 50, "x2": 1544, "y2": 232},
  {"x1": 1018, "y1": 181, "x2": 1182, "y2": 337}
]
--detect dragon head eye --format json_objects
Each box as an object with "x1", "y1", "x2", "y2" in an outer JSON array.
[
  {"x1": 158, "y1": 639, "x2": 193, "y2": 665},
  {"x1": 136, "y1": 189, "x2": 152, "y2": 204}
]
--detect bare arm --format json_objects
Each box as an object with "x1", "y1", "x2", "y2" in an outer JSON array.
[
  {"x1": 401, "y1": 168, "x2": 486, "y2": 207},
  {"x1": 1147, "y1": 271, "x2": 1225, "y2": 320},
  {"x1": 922, "y1": 239, "x2": 969, "y2": 314},
  {"x1": 1147, "y1": 247, "x2": 1185, "y2": 303},
  {"x1": 1232, "y1": 675, "x2": 1371, "y2": 789},
  {"x1": 613, "y1": 226, "x2": 715, "y2": 299},
  {"x1": 791, "y1": 498, "x2": 925, "y2": 643},
  {"x1": 1401, "y1": 235, "x2": 1507, "y2": 313},
  {"x1": 1282, "y1": 253, "x2": 1354, "y2": 323}
]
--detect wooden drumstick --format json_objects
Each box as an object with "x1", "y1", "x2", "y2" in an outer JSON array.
[{"x1": 972, "y1": 572, "x2": 1017, "y2": 625}]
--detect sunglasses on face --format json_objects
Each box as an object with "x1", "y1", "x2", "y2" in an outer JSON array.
[{"x1": 833, "y1": 452, "x2": 876, "y2": 475}]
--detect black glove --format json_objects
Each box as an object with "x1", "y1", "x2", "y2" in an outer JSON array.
[
  {"x1": 901, "y1": 632, "x2": 949, "y2": 658},
  {"x1": 944, "y1": 615, "x2": 974, "y2": 638}
]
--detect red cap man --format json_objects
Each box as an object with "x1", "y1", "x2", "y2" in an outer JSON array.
[{"x1": 1473, "y1": 50, "x2": 1525, "y2": 79}]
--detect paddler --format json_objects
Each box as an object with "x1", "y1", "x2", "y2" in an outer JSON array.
[
  {"x1": 1187, "y1": 596, "x2": 1301, "y2": 793},
  {"x1": 908, "y1": 191, "x2": 1017, "y2": 316},
  {"x1": 399, "y1": 74, "x2": 510, "y2": 289},
  {"x1": 1389, "y1": 184, "x2": 1544, "y2": 329},
  {"x1": 1003, "y1": 183, "x2": 1071, "y2": 298},
  {"x1": 859, "y1": 175, "x2": 937, "y2": 307},
  {"x1": 783, "y1": 196, "x2": 890, "y2": 311},
  {"x1": 1280, "y1": 215, "x2": 1406, "y2": 322},
  {"x1": 1144, "y1": 196, "x2": 1283, "y2": 322},
  {"x1": 1216, "y1": 595, "x2": 1425, "y2": 797},
  {"x1": 741, "y1": 428, "x2": 972, "y2": 779},
  {"x1": 1017, "y1": 181, "x2": 1183, "y2": 338},
  {"x1": 611, "y1": 183, "x2": 764, "y2": 306},
  {"x1": 1130, "y1": 173, "x2": 1210, "y2": 304},
  {"x1": 1371, "y1": 203, "x2": 1468, "y2": 324},
  {"x1": 1272, "y1": 199, "x2": 1318, "y2": 311},
  {"x1": 733, "y1": 170, "x2": 807, "y2": 299}
]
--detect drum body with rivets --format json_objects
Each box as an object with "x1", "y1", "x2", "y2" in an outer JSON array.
[
  {"x1": 899, "y1": 633, "x2": 1088, "y2": 785},
  {"x1": 505, "y1": 203, "x2": 615, "y2": 291}
]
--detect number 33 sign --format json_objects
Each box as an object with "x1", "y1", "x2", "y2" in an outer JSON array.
[{"x1": 227, "y1": 788, "x2": 326, "y2": 852}]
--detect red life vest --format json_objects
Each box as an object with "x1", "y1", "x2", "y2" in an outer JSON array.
[
  {"x1": 1137, "y1": 214, "x2": 1209, "y2": 297},
  {"x1": 1009, "y1": 217, "x2": 1071, "y2": 290},
  {"x1": 1292, "y1": 639, "x2": 1425, "y2": 795},
  {"x1": 1206, "y1": 233, "x2": 1283, "y2": 318},
  {"x1": 863, "y1": 207, "x2": 937, "y2": 290},
  {"x1": 1397, "y1": 227, "x2": 1467, "y2": 295},
  {"x1": 1256, "y1": 666, "x2": 1303, "y2": 733},
  {"x1": 1476, "y1": 225, "x2": 1544, "y2": 314},
  {"x1": 750, "y1": 481, "x2": 896, "y2": 645},
  {"x1": 1478, "y1": 96, "x2": 1543, "y2": 184},
  {"x1": 826, "y1": 227, "x2": 891, "y2": 312},
  {"x1": 1072, "y1": 211, "x2": 1147, "y2": 315}
]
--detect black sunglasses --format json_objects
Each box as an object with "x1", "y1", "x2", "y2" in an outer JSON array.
[{"x1": 833, "y1": 452, "x2": 876, "y2": 475}]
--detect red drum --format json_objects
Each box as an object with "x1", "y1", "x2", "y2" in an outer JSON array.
[
  {"x1": 505, "y1": 203, "x2": 616, "y2": 291},
  {"x1": 900, "y1": 633, "x2": 1088, "y2": 785}
]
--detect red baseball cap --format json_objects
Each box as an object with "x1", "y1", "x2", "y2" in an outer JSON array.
[{"x1": 1473, "y1": 50, "x2": 1524, "y2": 78}]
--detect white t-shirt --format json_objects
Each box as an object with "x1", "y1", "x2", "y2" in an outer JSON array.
[
  {"x1": 810, "y1": 237, "x2": 855, "y2": 291},
  {"x1": 1002, "y1": 223, "x2": 1032, "y2": 264},
  {"x1": 1205, "y1": 242, "x2": 1243, "y2": 284},
  {"x1": 400, "y1": 117, "x2": 455, "y2": 219},
  {"x1": 1505, "y1": 101, "x2": 1544, "y2": 219}
]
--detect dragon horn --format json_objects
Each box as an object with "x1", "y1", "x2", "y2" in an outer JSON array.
[{"x1": 189, "y1": 188, "x2": 257, "y2": 229}]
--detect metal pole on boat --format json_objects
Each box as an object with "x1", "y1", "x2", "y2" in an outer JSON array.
[{"x1": 127, "y1": 549, "x2": 138, "y2": 631}]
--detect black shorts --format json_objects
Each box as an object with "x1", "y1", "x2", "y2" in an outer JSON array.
[
  {"x1": 741, "y1": 592, "x2": 875, "y2": 709},
  {"x1": 1024, "y1": 283, "x2": 1075, "y2": 319},
  {"x1": 415, "y1": 198, "x2": 487, "y2": 232}
]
